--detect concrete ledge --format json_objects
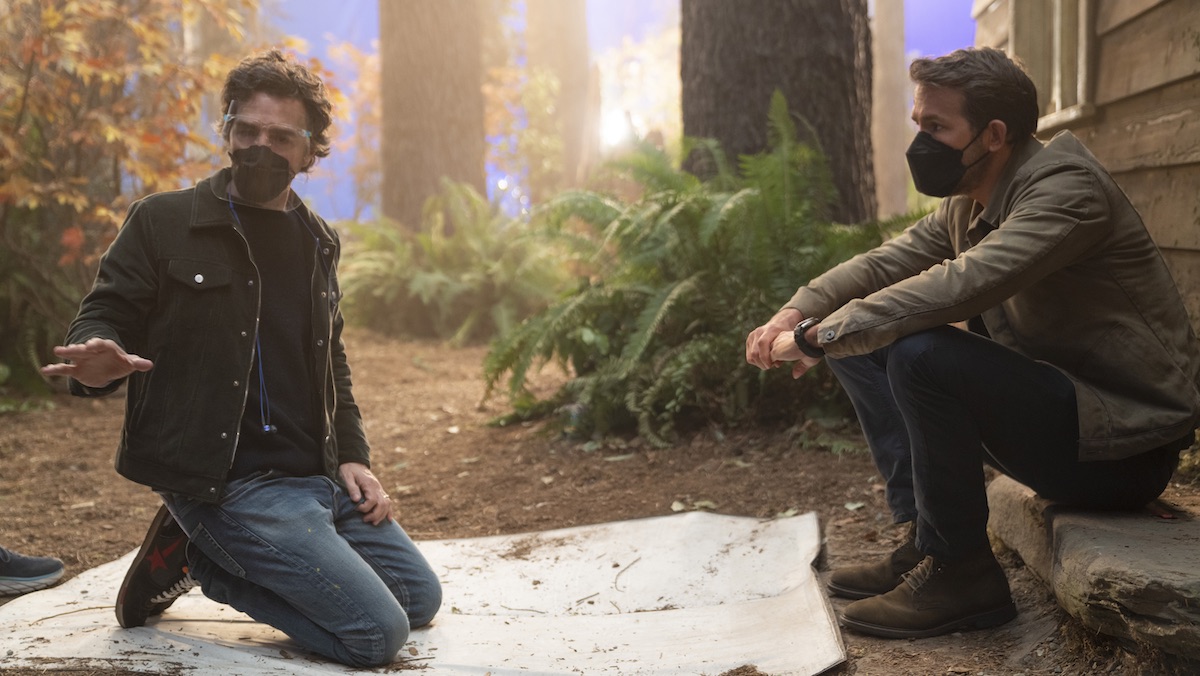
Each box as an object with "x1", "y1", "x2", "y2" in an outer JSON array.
[{"x1": 987, "y1": 475, "x2": 1200, "y2": 660}]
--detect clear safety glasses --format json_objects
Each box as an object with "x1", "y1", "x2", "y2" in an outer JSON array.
[{"x1": 222, "y1": 114, "x2": 313, "y2": 153}]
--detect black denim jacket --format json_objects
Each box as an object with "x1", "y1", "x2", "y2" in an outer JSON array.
[{"x1": 66, "y1": 169, "x2": 369, "y2": 502}]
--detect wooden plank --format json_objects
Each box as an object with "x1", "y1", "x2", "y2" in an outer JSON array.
[
  {"x1": 1094, "y1": 2, "x2": 1200, "y2": 105},
  {"x1": 1074, "y1": 76, "x2": 1200, "y2": 173},
  {"x1": 1012, "y1": 0, "x2": 1055, "y2": 114},
  {"x1": 1159, "y1": 248, "x2": 1200, "y2": 335},
  {"x1": 973, "y1": 0, "x2": 1009, "y2": 48},
  {"x1": 1112, "y1": 163, "x2": 1200, "y2": 250},
  {"x1": 1095, "y1": 0, "x2": 1170, "y2": 35}
]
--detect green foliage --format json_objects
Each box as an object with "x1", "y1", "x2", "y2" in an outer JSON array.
[
  {"x1": 484, "y1": 91, "x2": 884, "y2": 444},
  {"x1": 339, "y1": 179, "x2": 569, "y2": 345},
  {"x1": 1177, "y1": 434, "x2": 1200, "y2": 484}
]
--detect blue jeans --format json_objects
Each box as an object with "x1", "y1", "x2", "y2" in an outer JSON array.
[
  {"x1": 159, "y1": 471, "x2": 442, "y2": 667},
  {"x1": 826, "y1": 326, "x2": 1180, "y2": 560}
]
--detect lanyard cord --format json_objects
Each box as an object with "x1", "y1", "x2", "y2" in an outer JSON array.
[
  {"x1": 256, "y1": 332, "x2": 275, "y2": 433},
  {"x1": 228, "y1": 191, "x2": 277, "y2": 434}
]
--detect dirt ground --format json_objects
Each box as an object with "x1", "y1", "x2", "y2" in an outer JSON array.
[{"x1": 2, "y1": 327, "x2": 1197, "y2": 675}]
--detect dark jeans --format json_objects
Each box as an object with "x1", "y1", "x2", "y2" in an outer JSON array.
[{"x1": 826, "y1": 326, "x2": 1180, "y2": 560}]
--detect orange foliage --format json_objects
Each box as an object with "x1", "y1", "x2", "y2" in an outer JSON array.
[
  {"x1": 0, "y1": 0, "x2": 259, "y2": 266},
  {"x1": 0, "y1": 0, "x2": 261, "y2": 384}
]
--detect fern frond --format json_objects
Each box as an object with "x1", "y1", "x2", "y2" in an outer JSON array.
[{"x1": 617, "y1": 273, "x2": 702, "y2": 377}]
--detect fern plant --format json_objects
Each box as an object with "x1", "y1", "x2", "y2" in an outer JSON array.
[
  {"x1": 339, "y1": 178, "x2": 569, "y2": 345},
  {"x1": 484, "y1": 92, "x2": 884, "y2": 444}
]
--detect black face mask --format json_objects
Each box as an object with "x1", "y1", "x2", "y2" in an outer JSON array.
[
  {"x1": 230, "y1": 146, "x2": 295, "y2": 204},
  {"x1": 905, "y1": 128, "x2": 988, "y2": 197}
]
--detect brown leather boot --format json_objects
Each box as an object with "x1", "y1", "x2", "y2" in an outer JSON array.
[
  {"x1": 827, "y1": 522, "x2": 923, "y2": 600},
  {"x1": 840, "y1": 551, "x2": 1017, "y2": 639}
]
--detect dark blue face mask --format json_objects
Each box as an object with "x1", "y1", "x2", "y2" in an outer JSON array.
[{"x1": 905, "y1": 127, "x2": 989, "y2": 198}]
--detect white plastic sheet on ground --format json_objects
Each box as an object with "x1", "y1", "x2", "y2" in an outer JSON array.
[{"x1": 0, "y1": 512, "x2": 843, "y2": 675}]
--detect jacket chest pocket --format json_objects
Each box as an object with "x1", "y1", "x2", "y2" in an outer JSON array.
[{"x1": 164, "y1": 259, "x2": 242, "y2": 331}]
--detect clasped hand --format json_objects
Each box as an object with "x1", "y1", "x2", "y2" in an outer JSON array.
[{"x1": 744, "y1": 308, "x2": 823, "y2": 379}]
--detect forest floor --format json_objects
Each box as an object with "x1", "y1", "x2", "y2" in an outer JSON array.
[{"x1": 2, "y1": 327, "x2": 1197, "y2": 675}]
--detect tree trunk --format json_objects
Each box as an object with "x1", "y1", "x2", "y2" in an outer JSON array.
[
  {"x1": 526, "y1": 0, "x2": 590, "y2": 197},
  {"x1": 380, "y1": 0, "x2": 486, "y2": 230},
  {"x1": 681, "y1": 0, "x2": 875, "y2": 224}
]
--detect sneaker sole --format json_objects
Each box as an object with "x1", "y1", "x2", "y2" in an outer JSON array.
[
  {"x1": 115, "y1": 505, "x2": 177, "y2": 629},
  {"x1": 0, "y1": 570, "x2": 66, "y2": 596},
  {"x1": 840, "y1": 602, "x2": 1018, "y2": 639}
]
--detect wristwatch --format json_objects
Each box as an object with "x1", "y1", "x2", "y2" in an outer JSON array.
[{"x1": 793, "y1": 317, "x2": 826, "y2": 359}]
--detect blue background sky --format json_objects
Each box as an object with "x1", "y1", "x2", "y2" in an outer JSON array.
[{"x1": 271, "y1": 0, "x2": 975, "y2": 221}]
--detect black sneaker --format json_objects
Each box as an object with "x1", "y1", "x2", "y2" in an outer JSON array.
[
  {"x1": 0, "y1": 546, "x2": 65, "y2": 595},
  {"x1": 115, "y1": 505, "x2": 197, "y2": 628}
]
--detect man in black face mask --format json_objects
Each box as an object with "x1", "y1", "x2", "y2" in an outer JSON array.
[
  {"x1": 41, "y1": 50, "x2": 441, "y2": 667},
  {"x1": 746, "y1": 47, "x2": 1200, "y2": 639}
]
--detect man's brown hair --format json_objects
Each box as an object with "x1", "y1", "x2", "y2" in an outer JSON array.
[
  {"x1": 220, "y1": 49, "x2": 333, "y2": 171},
  {"x1": 910, "y1": 47, "x2": 1039, "y2": 143}
]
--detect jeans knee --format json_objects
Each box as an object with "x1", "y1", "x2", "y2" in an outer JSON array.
[
  {"x1": 406, "y1": 572, "x2": 443, "y2": 628},
  {"x1": 887, "y1": 328, "x2": 951, "y2": 366},
  {"x1": 344, "y1": 610, "x2": 411, "y2": 668}
]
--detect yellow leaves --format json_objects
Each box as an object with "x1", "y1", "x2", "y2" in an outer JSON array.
[
  {"x1": 282, "y1": 35, "x2": 310, "y2": 54},
  {"x1": 1, "y1": 0, "x2": 264, "y2": 264},
  {"x1": 41, "y1": 4, "x2": 65, "y2": 31}
]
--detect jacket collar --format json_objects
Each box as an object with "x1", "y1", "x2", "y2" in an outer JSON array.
[
  {"x1": 189, "y1": 169, "x2": 335, "y2": 249},
  {"x1": 977, "y1": 135, "x2": 1045, "y2": 225}
]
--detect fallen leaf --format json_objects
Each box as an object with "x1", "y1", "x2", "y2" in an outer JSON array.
[
  {"x1": 603, "y1": 453, "x2": 635, "y2": 462},
  {"x1": 670, "y1": 500, "x2": 686, "y2": 512},
  {"x1": 844, "y1": 501, "x2": 865, "y2": 511}
]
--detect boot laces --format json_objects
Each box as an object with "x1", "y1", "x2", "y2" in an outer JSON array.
[
  {"x1": 901, "y1": 556, "x2": 940, "y2": 593},
  {"x1": 150, "y1": 570, "x2": 198, "y2": 603}
]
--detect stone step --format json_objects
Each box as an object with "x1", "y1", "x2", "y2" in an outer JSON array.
[{"x1": 987, "y1": 475, "x2": 1200, "y2": 660}]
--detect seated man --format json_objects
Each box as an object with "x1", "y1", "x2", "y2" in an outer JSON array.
[
  {"x1": 42, "y1": 49, "x2": 441, "y2": 666},
  {"x1": 746, "y1": 47, "x2": 1199, "y2": 639}
]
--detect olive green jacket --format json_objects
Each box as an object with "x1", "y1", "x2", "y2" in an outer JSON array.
[{"x1": 785, "y1": 132, "x2": 1200, "y2": 461}]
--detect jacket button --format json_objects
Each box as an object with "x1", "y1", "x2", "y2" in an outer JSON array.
[
  {"x1": 232, "y1": 380, "x2": 239, "y2": 388},
  {"x1": 220, "y1": 432, "x2": 228, "y2": 440},
  {"x1": 322, "y1": 247, "x2": 330, "y2": 255},
  {"x1": 823, "y1": 330, "x2": 835, "y2": 341},
  {"x1": 316, "y1": 339, "x2": 325, "y2": 347},
  {"x1": 241, "y1": 331, "x2": 248, "y2": 338},
  {"x1": 248, "y1": 280, "x2": 255, "y2": 287},
  {"x1": 194, "y1": 274, "x2": 204, "y2": 284},
  {"x1": 321, "y1": 291, "x2": 328, "y2": 299}
]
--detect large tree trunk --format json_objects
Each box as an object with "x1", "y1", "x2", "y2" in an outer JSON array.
[
  {"x1": 681, "y1": 0, "x2": 875, "y2": 224},
  {"x1": 526, "y1": 0, "x2": 590, "y2": 198},
  {"x1": 380, "y1": 0, "x2": 486, "y2": 229}
]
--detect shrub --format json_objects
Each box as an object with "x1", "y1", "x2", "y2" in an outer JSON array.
[
  {"x1": 483, "y1": 92, "x2": 887, "y2": 444},
  {"x1": 339, "y1": 178, "x2": 569, "y2": 345}
]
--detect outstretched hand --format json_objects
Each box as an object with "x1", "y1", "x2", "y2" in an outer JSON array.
[{"x1": 40, "y1": 337, "x2": 153, "y2": 388}]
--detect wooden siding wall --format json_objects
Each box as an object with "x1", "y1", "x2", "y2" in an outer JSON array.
[{"x1": 973, "y1": 0, "x2": 1200, "y2": 329}]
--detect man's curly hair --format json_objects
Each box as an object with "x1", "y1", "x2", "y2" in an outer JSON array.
[{"x1": 220, "y1": 49, "x2": 333, "y2": 172}]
